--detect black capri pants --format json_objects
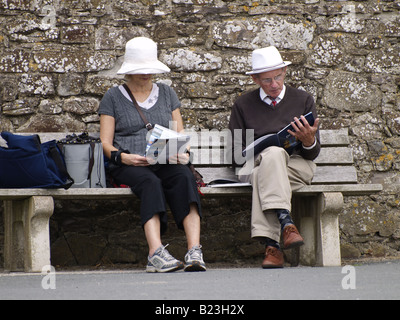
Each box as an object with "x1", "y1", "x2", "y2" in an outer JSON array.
[{"x1": 111, "y1": 164, "x2": 202, "y2": 235}]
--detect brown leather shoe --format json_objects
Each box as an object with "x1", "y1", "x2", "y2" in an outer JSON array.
[
  {"x1": 262, "y1": 246, "x2": 284, "y2": 269},
  {"x1": 283, "y1": 224, "x2": 304, "y2": 249}
]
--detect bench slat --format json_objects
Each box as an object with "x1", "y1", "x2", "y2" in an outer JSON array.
[
  {"x1": 191, "y1": 146, "x2": 353, "y2": 166},
  {"x1": 294, "y1": 184, "x2": 383, "y2": 196},
  {"x1": 313, "y1": 166, "x2": 358, "y2": 184},
  {"x1": 188, "y1": 128, "x2": 350, "y2": 147},
  {"x1": 198, "y1": 183, "x2": 382, "y2": 197},
  {"x1": 314, "y1": 147, "x2": 353, "y2": 165},
  {"x1": 319, "y1": 128, "x2": 349, "y2": 146},
  {"x1": 196, "y1": 165, "x2": 358, "y2": 185}
]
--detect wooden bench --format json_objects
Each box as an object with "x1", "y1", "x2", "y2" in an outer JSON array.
[{"x1": 0, "y1": 129, "x2": 382, "y2": 272}]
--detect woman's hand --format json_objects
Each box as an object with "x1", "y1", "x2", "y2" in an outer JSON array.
[
  {"x1": 121, "y1": 153, "x2": 150, "y2": 167},
  {"x1": 168, "y1": 153, "x2": 190, "y2": 165}
]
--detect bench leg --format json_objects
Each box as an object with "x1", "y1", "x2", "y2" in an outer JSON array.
[
  {"x1": 298, "y1": 216, "x2": 316, "y2": 266},
  {"x1": 294, "y1": 192, "x2": 343, "y2": 267},
  {"x1": 292, "y1": 196, "x2": 317, "y2": 266},
  {"x1": 4, "y1": 196, "x2": 54, "y2": 273},
  {"x1": 316, "y1": 192, "x2": 343, "y2": 267}
]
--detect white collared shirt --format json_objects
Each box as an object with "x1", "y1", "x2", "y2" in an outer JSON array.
[{"x1": 260, "y1": 85, "x2": 286, "y2": 106}]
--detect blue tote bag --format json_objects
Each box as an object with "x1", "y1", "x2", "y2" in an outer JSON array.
[{"x1": 0, "y1": 132, "x2": 73, "y2": 189}]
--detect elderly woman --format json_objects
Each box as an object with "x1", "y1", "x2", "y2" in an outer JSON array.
[{"x1": 99, "y1": 37, "x2": 206, "y2": 273}]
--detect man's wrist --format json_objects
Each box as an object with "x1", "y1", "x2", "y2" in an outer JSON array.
[{"x1": 302, "y1": 138, "x2": 317, "y2": 150}]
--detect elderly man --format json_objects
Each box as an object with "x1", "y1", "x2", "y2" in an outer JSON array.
[{"x1": 229, "y1": 46, "x2": 321, "y2": 268}]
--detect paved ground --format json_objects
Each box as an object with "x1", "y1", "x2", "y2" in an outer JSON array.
[{"x1": 0, "y1": 260, "x2": 399, "y2": 301}]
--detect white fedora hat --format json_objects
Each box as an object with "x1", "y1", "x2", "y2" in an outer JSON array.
[
  {"x1": 117, "y1": 37, "x2": 171, "y2": 75},
  {"x1": 246, "y1": 46, "x2": 292, "y2": 75}
]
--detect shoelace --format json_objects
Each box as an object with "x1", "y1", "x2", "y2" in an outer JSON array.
[
  {"x1": 158, "y1": 244, "x2": 176, "y2": 261},
  {"x1": 266, "y1": 247, "x2": 280, "y2": 258},
  {"x1": 283, "y1": 225, "x2": 297, "y2": 235},
  {"x1": 187, "y1": 245, "x2": 203, "y2": 260}
]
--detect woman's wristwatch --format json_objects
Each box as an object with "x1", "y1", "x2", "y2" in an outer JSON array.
[{"x1": 110, "y1": 149, "x2": 130, "y2": 166}]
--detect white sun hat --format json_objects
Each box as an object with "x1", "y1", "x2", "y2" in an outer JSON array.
[
  {"x1": 117, "y1": 37, "x2": 171, "y2": 75},
  {"x1": 246, "y1": 46, "x2": 292, "y2": 75}
]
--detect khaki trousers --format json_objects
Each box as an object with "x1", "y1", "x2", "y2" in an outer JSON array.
[{"x1": 238, "y1": 147, "x2": 316, "y2": 243}]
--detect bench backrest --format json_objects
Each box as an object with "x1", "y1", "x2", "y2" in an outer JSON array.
[
  {"x1": 187, "y1": 128, "x2": 356, "y2": 185},
  {"x1": 1, "y1": 129, "x2": 356, "y2": 186}
]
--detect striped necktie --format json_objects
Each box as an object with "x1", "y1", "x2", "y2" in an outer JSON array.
[{"x1": 268, "y1": 97, "x2": 277, "y2": 107}]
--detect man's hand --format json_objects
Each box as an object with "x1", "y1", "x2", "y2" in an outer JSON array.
[{"x1": 288, "y1": 116, "x2": 320, "y2": 148}]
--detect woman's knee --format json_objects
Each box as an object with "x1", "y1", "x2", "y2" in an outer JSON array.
[
  {"x1": 129, "y1": 171, "x2": 163, "y2": 196},
  {"x1": 166, "y1": 165, "x2": 196, "y2": 186}
]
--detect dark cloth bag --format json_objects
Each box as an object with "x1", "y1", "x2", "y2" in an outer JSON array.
[{"x1": 0, "y1": 132, "x2": 73, "y2": 189}]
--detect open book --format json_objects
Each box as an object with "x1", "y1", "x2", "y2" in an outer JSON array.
[
  {"x1": 242, "y1": 112, "x2": 315, "y2": 159},
  {"x1": 145, "y1": 124, "x2": 190, "y2": 164},
  {"x1": 207, "y1": 179, "x2": 251, "y2": 188}
]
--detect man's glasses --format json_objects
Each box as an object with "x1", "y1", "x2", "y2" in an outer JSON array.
[{"x1": 260, "y1": 73, "x2": 285, "y2": 84}]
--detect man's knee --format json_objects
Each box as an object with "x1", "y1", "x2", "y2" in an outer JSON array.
[
  {"x1": 258, "y1": 146, "x2": 288, "y2": 163},
  {"x1": 261, "y1": 146, "x2": 286, "y2": 156}
]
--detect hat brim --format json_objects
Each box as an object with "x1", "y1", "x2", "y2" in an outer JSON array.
[
  {"x1": 117, "y1": 60, "x2": 171, "y2": 75},
  {"x1": 246, "y1": 61, "x2": 292, "y2": 75}
]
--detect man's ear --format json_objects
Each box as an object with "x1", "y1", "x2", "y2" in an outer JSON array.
[{"x1": 251, "y1": 74, "x2": 260, "y2": 85}]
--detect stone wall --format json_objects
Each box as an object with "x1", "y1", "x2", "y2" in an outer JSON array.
[{"x1": 1, "y1": 0, "x2": 400, "y2": 267}]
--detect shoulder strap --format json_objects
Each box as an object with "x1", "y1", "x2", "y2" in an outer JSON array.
[
  {"x1": 49, "y1": 145, "x2": 74, "y2": 190},
  {"x1": 123, "y1": 84, "x2": 153, "y2": 131}
]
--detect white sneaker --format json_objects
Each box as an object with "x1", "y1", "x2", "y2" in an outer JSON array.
[
  {"x1": 146, "y1": 244, "x2": 184, "y2": 273},
  {"x1": 184, "y1": 245, "x2": 206, "y2": 272}
]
